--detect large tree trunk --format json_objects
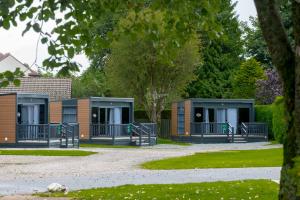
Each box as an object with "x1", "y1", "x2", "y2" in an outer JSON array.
[{"x1": 254, "y1": 0, "x2": 299, "y2": 199}]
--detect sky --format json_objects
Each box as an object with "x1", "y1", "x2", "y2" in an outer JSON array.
[{"x1": 0, "y1": 0, "x2": 257, "y2": 74}]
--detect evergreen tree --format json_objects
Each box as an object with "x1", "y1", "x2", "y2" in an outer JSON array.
[
  {"x1": 232, "y1": 58, "x2": 265, "y2": 99},
  {"x1": 186, "y1": 0, "x2": 243, "y2": 98}
]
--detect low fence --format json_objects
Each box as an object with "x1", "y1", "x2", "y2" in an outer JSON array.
[{"x1": 90, "y1": 124, "x2": 131, "y2": 137}]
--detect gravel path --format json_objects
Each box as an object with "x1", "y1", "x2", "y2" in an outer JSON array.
[{"x1": 0, "y1": 142, "x2": 281, "y2": 196}]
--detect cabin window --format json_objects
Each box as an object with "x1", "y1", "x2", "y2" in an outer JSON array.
[
  {"x1": 208, "y1": 108, "x2": 215, "y2": 122},
  {"x1": 91, "y1": 107, "x2": 99, "y2": 124},
  {"x1": 239, "y1": 108, "x2": 250, "y2": 123},
  {"x1": 63, "y1": 107, "x2": 77, "y2": 123},
  {"x1": 39, "y1": 104, "x2": 45, "y2": 124},
  {"x1": 194, "y1": 107, "x2": 204, "y2": 122},
  {"x1": 122, "y1": 107, "x2": 130, "y2": 124},
  {"x1": 99, "y1": 108, "x2": 106, "y2": 124},
  {"x1": 17, "y1": 105, "x2": 22, "y2": 124},
  {"x1": 177, "y1": 106, "x2": 185, "y2": 134}
]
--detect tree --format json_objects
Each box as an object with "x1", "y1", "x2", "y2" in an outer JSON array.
[
  {"x1": 253, "y1": 0, "x2": 300, "y2": 199},
  {"x1": 0, "y1": 1, "x2": 220, "y2": 76},
  {"x1": 256, "y1": 69, "x2": 283, "y2": 104},
  {"x1": 232, "y1": 58, "x2": 265, "y2": 99},
  {"x1": 186, "y1": 0, "x2": 243, "y2": 98},
  {"x1": 242, "y1": 17, "x2": 273, "y2": 67},
  {"x1": 72, "y1": 67, "x2": 109, "y2": 98},
  {"x1": 106, "y1": 9, "x2": 200, "y2": 128},
  {"x1": 243, "y1": 0, "x2": 292, "y2": 68}
]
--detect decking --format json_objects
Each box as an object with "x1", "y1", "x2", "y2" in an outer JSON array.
[
  {"x1": 84, "y1": 123, "x2": 157, "y2": 146},
  {"x1": 15, "y1": 123, "x2": 79, "y2": 148},
  {"x1": 172, "y1": 122, "x2": 268, "y2": 143}
]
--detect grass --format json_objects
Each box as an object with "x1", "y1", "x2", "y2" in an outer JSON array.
[
  {"x1": 80, "y1": 143, "x2": 137, "y2": 148},
  {"x1": 268, "y1": 140, "x2": 280, "y2": 145},
  {"x1": 0, "y1": 150, "x2": 97, "y2": 156},
  {"x1": 142, "y1": 148, "x2": 283, "y2": 169},
  {"x1": 157, "y1": 138, "x2": 191, "y2": 146},
  {"x1": 38, "y1": 179, "x2": 279, "y2": 200}
]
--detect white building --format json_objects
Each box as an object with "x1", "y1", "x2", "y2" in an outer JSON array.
[
  {"x1": 0, "y1": 52, "x2": 39, "y2": 77},
  {"x1": 0, "y1": 52, "x2": 71, "y2": 101}
]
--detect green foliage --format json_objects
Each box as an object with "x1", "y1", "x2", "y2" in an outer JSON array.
[
  {"x1": 242, "y1": 17, "x2": 273, "y2": 67},
  {"x1": 142, "y1": 148, "x2": 283, "y2": 169},
  {"x1": 186, "y1": 0, "x2": 243, "y2": 98},
  {"x1": 72, "y1": 67, "x2": 110, "y2": 98},
  {"x1": 255, "y1": 104, "x2": 274, "y2": 139},
  {"x1": 134, "y1": 110, "x2": 171, "y2": 121},
  {"x1": 106, "y1": 9, "x2": 200, "y2": 123},
  {"x1": 39, "y1": 180, "x2": 279, "y2": 200},
  {"x1": 255, "y1": 96, "x2": 288, "y2": 143},
  {"x1": 242, "y1": 0, "x2": 292, "y2": 68},
  {"x1": 272, "y1": 96, "x2": 288, "y2": 143},
  {"x1": 232, "y1": 58, "x2": 265, "y2": 98},
  {"x1": 288, "y1": 157, "x2": 300, "y2": 196},
  {"x1": 0, "y1": 0, "x2": 221, "y2": 74},
  {"x1": 0, "y1": 68, "x2": 23, "y2": 88}
]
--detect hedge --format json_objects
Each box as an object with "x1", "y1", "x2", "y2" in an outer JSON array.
[
  {"x1": 255, "y1": 104, "x2": 274, "y2": 139},
  {"x1": 255, "y1": 96, "x2": 287, "y2": 143},
  {"x1": 272, "y1": 96, "x2": 287, "y2": 143}
]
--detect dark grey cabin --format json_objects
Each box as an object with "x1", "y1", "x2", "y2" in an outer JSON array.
[{"x1": 171, "y1": 98, "x2": 268, "y2": 143}]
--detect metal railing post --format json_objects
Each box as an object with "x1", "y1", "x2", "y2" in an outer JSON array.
[
  {"x1": 48, "y1": 124, "x2": 50, "y2": 147},
  {"x1": 148, "y1": 125, "x2": 151, "y2": 146},
  {"x1": 66, "y1": 125, "x2": 68, "y2": 148},
  {"x1": 112, "y1": 125, "x2": 115, "y2": 145}
]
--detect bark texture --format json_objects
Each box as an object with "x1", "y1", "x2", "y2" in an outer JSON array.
[{"x1": 254, "y1": 0, "x2": 299, "y2": 199}]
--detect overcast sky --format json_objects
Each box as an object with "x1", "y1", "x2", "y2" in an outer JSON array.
[{"x1": 0, "y1": 0, "x2": 257, "y2": 73}]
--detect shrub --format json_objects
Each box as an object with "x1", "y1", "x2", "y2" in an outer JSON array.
[
  {"x1": 255, "y1": 104, "x2": 274, "y2": 139},
  {"x1": 272, "y1": 96, "x2": 287, "y2": 143},
  {"x1": 255, "y1": 96, "x2": 287, "y2": 143},
  {"x1": 134, "y1": 110, "x2": 171, "y2": 122}
]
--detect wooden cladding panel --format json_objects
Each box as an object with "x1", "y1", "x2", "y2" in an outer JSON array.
[
  {"x1": 184, "y1": 100, "x2": 191, "y2": 135},
  {"x1": 0, "y1": 94, "x2": 16, "y2": 143},
  {"x1": 78, "y1": 99, "x2": 90, "y2": 140},
  {"x1": 171, "y1": 102, "x2": 178, "y2": 136},
  {"x1": 50, "y1": 101, "x2": 62, "y2": 123}
]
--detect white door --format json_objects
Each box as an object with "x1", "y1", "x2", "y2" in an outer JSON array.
[{"x1": 227, "y1": 108, "x2": 237, "y2": 134}]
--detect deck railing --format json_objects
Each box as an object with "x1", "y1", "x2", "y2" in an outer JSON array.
[
  {"x1": 17, "y1": 124, "x2": 49, "y2": 141},
  {"x1": 241, "y1": 122, "x2": 268, "y2": 139},
  {"x1": 17, "y1": 123, "x2": 79, "y2": 148},
  {"x1": 90, "y1": 124, "x2": 131, "y2": 137},
  {"x1": 191, "y1": 122, "x2": 233, "y2": 135}
]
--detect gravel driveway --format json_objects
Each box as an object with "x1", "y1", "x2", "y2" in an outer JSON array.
[{"x1": 0, "y1": 142, "x2": 281, "y2": 196}]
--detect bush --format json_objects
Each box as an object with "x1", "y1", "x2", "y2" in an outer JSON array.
[
  {"x1": 255, "y1": 104, "x2": 274, "y2": 139},
  {"x1": 255, "y1": 96, "x2": 287, "y2": 143},
  {"x1": 134, "y1": 110, "x2": 171, "y2": 121},
  {"x1": 272, "y1": 96, "x2": 287, "y2": 143}
]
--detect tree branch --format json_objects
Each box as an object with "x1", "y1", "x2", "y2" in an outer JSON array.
[{"x1": 254, "y1": 0, "x2": 294, "y2": 89}]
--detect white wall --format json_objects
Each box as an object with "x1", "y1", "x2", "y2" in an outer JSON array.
[{"x1": 0, "y1": 55, "x2": 32, "y2": 76}]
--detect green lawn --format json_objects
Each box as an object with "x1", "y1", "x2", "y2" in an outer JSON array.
[
  {"x1": 157, "y1": 138, "x2": 191, "y2": 146},
  {"x1": 80, "y1": 143, "x2": 137, "y2": 148},
  {"x1": 39, "y1": 180, "x2": 278, "y2": 200},
  {"x1": 0, "y1": 150, "x2": 97, "y2": 156},
  {"x1": 142, "y1": 148, "x2": 283, "y2": 169}
]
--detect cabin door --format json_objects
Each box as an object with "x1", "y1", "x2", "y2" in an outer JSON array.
[
  {"x1": 21, "y1": 105, "x2": 40, "y2": 125},
  {"x1": 227, "y1": 108, "x2": 237, "y2": 134}
]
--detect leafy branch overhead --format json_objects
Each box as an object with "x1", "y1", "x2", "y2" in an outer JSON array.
[
  {"x1": 0, "y1": 0, "x2": 222, "y2": 75},
  {"x1": 0, "y1": 68, "x2": 23, "y2": 88}
]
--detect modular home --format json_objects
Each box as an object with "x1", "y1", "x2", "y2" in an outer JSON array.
[
  {"x1": 0, "y1": 93, "x2": 78, "y2": 147},
  {"x1": 50, "y1": 97, "x2": 156, "y2": 145},
  {"x1": 171, "y1": 98, "x2": 268, "y2": 143}
]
